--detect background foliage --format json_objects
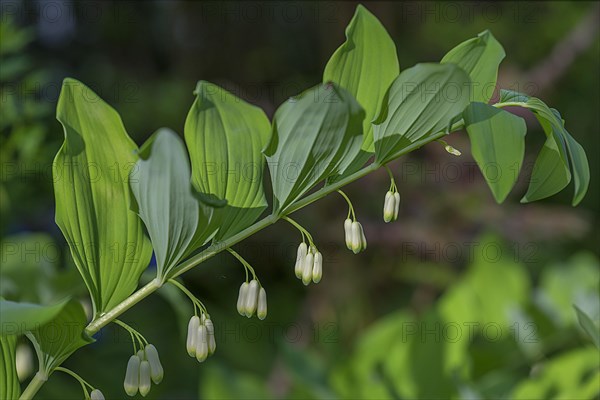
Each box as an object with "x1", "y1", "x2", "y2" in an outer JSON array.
[{"x1": 1, "y1": 1, "x2": 598, "y2": 399}]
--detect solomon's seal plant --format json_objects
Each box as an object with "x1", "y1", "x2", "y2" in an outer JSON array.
[{"x1": 0, "y1": 4, "x2": 590, "y2": 399}]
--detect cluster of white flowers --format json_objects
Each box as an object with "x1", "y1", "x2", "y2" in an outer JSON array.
[
  {"x1": 186, "y1": 313, "x2": 217, "y2": 362},
  {"x1": 382, "y1": 190, "x2": 400, "y2": 223},
  {"x1": 236, "y1": 279, "x2": 267, "y2": 319},
  {"x1": 123, "y1": 344, "x2": 163, "y2": 397},
  {"x1": 293, "y1": 242, "x2": 322, "y2": 285},
  {"x1": 344, "y1": 219, "x2": 367, "y2": 254}
]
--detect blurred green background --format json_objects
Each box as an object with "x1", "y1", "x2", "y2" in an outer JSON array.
[{"x1": 1, "y1": 1, "x2": 599, "y2": 399}]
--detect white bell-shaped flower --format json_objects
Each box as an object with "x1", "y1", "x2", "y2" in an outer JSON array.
[
  {"x1": 244, "y1": 279, "x2": 259, "y2": 317},
  {"x1": 294, "y1": 242, "x2": 307, "y2": 279},
  {"x1": 195, "y1": 324, "x2": 209, "y2": 362},
  {"x1": 237, "y1": 282, "x2": 249, "y2": 316},
  {"x1": 302, "y1": 251, "x2": 314, "y2": 286},
  {"x1": 138, "y1": 360, "x2": 151, "y2": 397},
  {"x1": 90, "y1": 389, "x2": 105, "y2": 400},
  {"x1": 393, "y1": 192, "x2": 400, "y2": 220},
  {"x1": 344, "y1": 218, "x2": 352, "y2": 249},
  {"x1": 186, "y1": 316, "x2": 200, "y2": 357},
  {"x1": 124, "y1": 354, "x2": 141, "y2": 396},
  {"x1": 257, "y1": 287, "x2": 267, "y2": 320},
  {"x1": 312, "y1": 252, "x2": 323, "y2": 283},
  {"x1": 204, "y1": 317, "x2": 216, "y2": 355},
  {"x1": 144, "y1": 344, "x2": 163, "y2": 384},
  {"x1": 444, "y1": 144, "x2": 461, "y2": 156}
]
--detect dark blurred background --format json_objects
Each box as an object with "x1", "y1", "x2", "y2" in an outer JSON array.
[{"x1": 1, "y1": 1, "x2": 599, "y2": 399}]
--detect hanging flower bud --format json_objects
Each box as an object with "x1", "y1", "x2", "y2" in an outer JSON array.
[
  {"x1": 137, "y1": 349, "x2": 145, "y2": 361},
  {"x1": 351, "y1": 221, "x2": 365, "y2": 254},
  {"x1": 257, "y1": 287, "x2": 267, "y2": 320},
  {"x1": 383, "y1": 191, "x2": 395, "y2": 223},
  {"x1": 90, "y1": 389, "x2": 105, "y2": 400},
  {"x1": 186, "y1": 316, "x2": 200, "y2": 357},
  {"x1": 344, "y1": 218, "x2": 352, "y2": 249},
  {"x1": 138, "y1": 360, "x2": 151, "y2": 397},
  {"x1": 393, "y1": 192, "x2": 400, "y2": 220},
  {"x1": 244, "y1": 279, "x2": 259, "y2": 317},
  {"x1": 312, "y1": 251, "x2": 323, "y2": 283},
  {"x1": 144, "y1": 344, "x2": 163, "y2": 384},
  {"x1": 124, "y1": 354, "x2": 141, "y2": 396},
  {"x1": 302, "y1": 251, "x2": 314, "y2": 285},
  {"x1": 444, "y1": 144, "x2": 461, "y2": 156},
  {"x1": 205, "y1": 318, "x2": 216, "y2": 355},
  {"x1": 360, "y1": 224, "x2": 367, "y2": 251},
  {"x1": 237, "y1": 282, "x2": 249, "y2": 316},
  {"x1": 294, "y1": 242, "x2": 307, "y2": 279},
  {"x1": 195, "y1": 324, "x2": 208, "y2": 362}
]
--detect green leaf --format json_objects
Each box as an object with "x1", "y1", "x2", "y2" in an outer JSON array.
[
  {"x1": 496, "y1": 90, "x2": 589, "y2": 205},
  {"x1": 441, "y1": 30, "x2": 505, "y2": 104},
  {"x1": 264, "y1": 83, "x2": 365, "y2": 213},
  {"x1": 199, "y1": 362, "x2": 271, "y2": 400},
  {"x1": 373, "y1": 63, "x2": 471, "y2": 164},
  {"x1": 512, "y1": 348, "x2": 600, "y2": 400},
  {"x1": 27, "y1": 299, "x2": 93, "y2": 375},
  {"x1": 0, "y1": 298, "x2": 69, "y2": 336},
  {"x1": 323, "y1": 4, "x2": 399, "y2": 154},
  {"x1": 0, "y1": 334, "x2": 20, "y2": 400},
  {"x1": 53, "y1": 78, "x2": 152, "y2": 315},
  {"x1": 184, "y1": 81, "x2": 271, "y2": 240},
  {"x1": 574, "y1": 305, "x2": 600, "y2": 349},
  {"x1": 131, "y1": 129, "x2": 213, "y2": 280},
  {"x1": 464, "y1": 102, "x2": 526, "y2": 203}
]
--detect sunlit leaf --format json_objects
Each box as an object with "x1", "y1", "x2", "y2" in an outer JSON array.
[
  {"x1": 441, "y1": 30, "x2": 505, "y2": 103},
  {"x1": 512, "y1": 349, "x2": 600, "y2": 399},
  {"x1": 264, "y1": 83, "x2": 365, "y2": 213},
  {"x1": 373, "y1": 63, "x2": 471, "y2": 164},
  {"x1": 574, "y1": 305, "x2": 600, "y2": 349},
  {"x1": 185, "y1": 81, "x2": 271, "y2": 241},
  {"x1": 27, "y1": 299, "x2": 93, "y2": 375},
  {"x1": 0, "y1": 334, "x2": 20, "y2": 400},
  {"x1": 130, "y1": 129, "x2": 213, "y2": 280},
  {"x1": 323, "y1": 4, "x2": 399, "y2": 156},
  {"x1": 0, "y1": 298, "x2": 69, "y2": 336},
  {"x1": 53, "y1": 78, "x2": 152, "y2": 315},
  {"x1": 464, "y1": 102, "x2": 526, "y2": 203}
]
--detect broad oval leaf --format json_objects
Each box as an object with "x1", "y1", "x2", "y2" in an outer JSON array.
[
  {"x1": 441, "y1": 30, "x2": 505, "y2": 104},
  {"x1": 464, "y1": 102, "x2": 526, "y2": 203},
  {"x1": 0, "y1": 298, "x2": 69, "y2": 336},
  {"x1": 574, "y1": 304, "x2": 600, "y2": 349},
  {"x1": 53, "y1": 78, "x2": 152, "y2": 315},
  {"x1": 185, "y1": 81, "x2": 271, "y2": 241},
  {"x1": 497, "y1": 90, "x2": 589, "y2": 205},
  {"x1": 130, "y1": 129, "x2": 213, "y2": 280},
  {"x1": 373, "y1": 63, "x2": 471, "y2": 164},
  {"x1": 323, "y1": 4, "x2": 399, "y2": 154},
  {"x1": 264, "y1": 83, "x2": 365, "y2": 214},
  {"x1": 27, "y1": 299, "x2": 93, "y2": 375},
  {"x1": 0, "y1": 334, "x2": 20, "y2": 400}
]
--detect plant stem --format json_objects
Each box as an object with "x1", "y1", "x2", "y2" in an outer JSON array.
[
  {"x1": 19, "y1": 372, "x2": 47, "y2": 400},
  {"x1": 25, "y1": 126, "x2": 459, "y2": 398}
]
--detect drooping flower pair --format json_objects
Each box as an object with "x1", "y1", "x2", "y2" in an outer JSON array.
[
  {"x1": 186, "y1": 313, "x2": 216, "y2": 362},
  {"x1": 344, "y1": 219, "x2": 367, "y2": 254},
  {"x1": 124, "y1": 344, "x2": 163, "y2": 397},
  {"x1": 294, "y1": 242, "x2": 323, "y2": 285},
  {"x1": 382, "y1": 190, "x2": 400, "y2": 223}
]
